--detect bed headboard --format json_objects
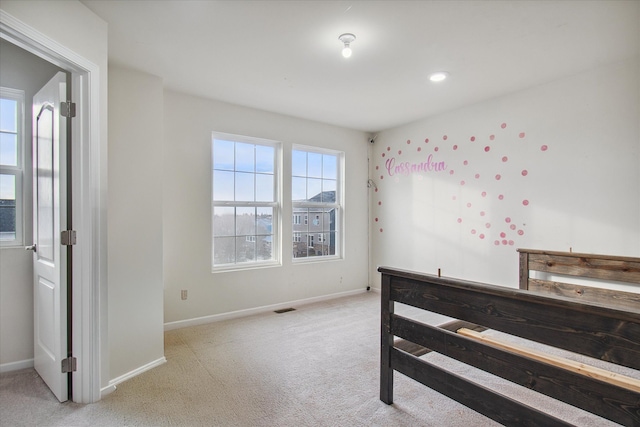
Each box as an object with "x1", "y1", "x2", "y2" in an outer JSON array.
[{"x1": 517, "y1": 248, "x2": 640, "y2": 312}]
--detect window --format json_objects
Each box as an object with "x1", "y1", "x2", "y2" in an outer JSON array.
[
  {"x1": 212, "y1": 133, "x2": 280, "y2": 269},
  {"x1": 0, "y1": 88, "x2": 24, "y2": 246},
  {"x1": 292, "y1": 147, "x2": 342, "y2": 259}
]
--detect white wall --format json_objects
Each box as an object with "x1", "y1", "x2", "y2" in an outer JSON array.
[
  {"x1": 107, "y1": 66, "x2": 165, "y2": 381},
  {"x1": 0, "y1": 39, "x2": 65, "y2": 371},
  {"x1": 163, "y1": 90, "x2": 370, "y2": 325},
  {"x1": 370, "y1": 57, "x2": 640, "y2": 290}
]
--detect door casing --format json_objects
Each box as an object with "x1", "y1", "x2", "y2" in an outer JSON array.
[{"x1": 0, "y1": 10, "x2": 104, "y2": 403}]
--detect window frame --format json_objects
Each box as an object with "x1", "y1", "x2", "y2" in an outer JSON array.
[
  {"x1": 0, "y1": 87, "x2": 25, "y2": 247},
  {"x1": 291, "y1": 145, "x2": 343, "y2": 262},
  {"x1": 211, "y1": 132, "x2": 282, "y2": 272}
]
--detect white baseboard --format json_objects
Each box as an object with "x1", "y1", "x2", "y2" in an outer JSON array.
[
  {"x1": 164, "y1": 288, "x2": 368, "y2": 331},
  {"x1": 0, "y1": 358, "x2": 34, "y2": 373},
  {"x1": 106, "y1": 356, "x2": 167, "y2": 392}
]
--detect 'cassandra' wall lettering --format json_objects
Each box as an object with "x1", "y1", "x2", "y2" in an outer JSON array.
[{"x1": 385, "y1": 154, "x2": 447, "y2": 177}]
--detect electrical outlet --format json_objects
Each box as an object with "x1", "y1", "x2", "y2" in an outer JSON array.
[{"x1": 181, "y1": 290, "x2": 188, "y2": 300}]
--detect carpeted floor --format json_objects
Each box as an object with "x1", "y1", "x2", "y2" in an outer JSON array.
[{"x1": 0, "y1": 291, "x2": 631, "y2": 426}]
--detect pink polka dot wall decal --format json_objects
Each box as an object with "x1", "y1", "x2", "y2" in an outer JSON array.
[
  {"x1": 381, "y1": 153, "x2": 385, "y2": 157},
  {"x1": 417, "y1": 147, "x2": 422, "y2": 152},
  {"x1": 479, "y1": 234, "x2": 485, "y2": 239},
  {"x1": 502, "y1": 156, "x2": 508, "y2": 162},
  {"x1": 407, "y1": 139, "x2": 411, "y2": 144},
  {"x1": 523, "y1": 199, "x2": 529, "y2": 206},
  {"x1": 380, "y1": 228, "x2": 383, "y2": 233},
  {"x1": 457, "y1": 218, "x2": 462, "y2": 223},
  {"x1": 519, "y1": 132, "x2": 525, "y2": 138},
  {"x1": 398, "y1": 150, "x2": 402, "y2": 155},
  {"x1": 375, "y1": 165, "x2": 379, "y2": 170},
  {"x1": 443, "y1": 135, "x2": 448, "y2": 140},
  {"x1": 425, "y1": 138, "x2": 429, "y2": 143},
  {"x1": 434, "y1": 147, "x2": 439, "y2": 152},
  {"x1": 484, "y1": 146, "x2": 491, "y2": 152},
  {"x1": 505, "y1": 217, "x2": 511, "y2": 223},
  {"x1": 467, "y1": 202, "x2": 472, "y2": 208},
  {"x1": 541, "y1": 145, "x2": 548, "y2": 151},
  {"x1": 509, "y1": 240, "x2": 514, "y2": 246},
  {"x1": 375, "y1": 188, "x2": 378, "y2": 192},
  {"x1": 471, "y1": 229, "x2": 477, "y2": 235},
  {"x1": 470, "y1": 136, "x2": 476, "y2": 142},
  {"x1": 453, "y1": 145, "x2": 458, "y2": 150},
  {"x1": 481, "y1": 191, "x2": 487, "y2": 197},
  {"x1": 498, "y1": 194, "x2": 504, "y2": 200},
  {"x1": 480, "y1": 211, "x2": 486, "y2": 216},
  {"x1": 460, "y1": 180, "x2": 466, "y2": 186},
  {"x1": 450, "y1": 170, "x2": 455, "y2": 175},
  {"x1": 510, "y1": 224, "x2": 516, "y2": 230},
  {"x1": 463, "y1": 160, "x2": 469, "y2": 166},
  {"x1": 500, "y1": 232, "x2": 506, "y2": 238},
  {"x1": 387, "y1": 147, "x2": 391, "y2": 151},
  {"x1": 494, "y1": 240, "x2": 500, "y2": 246},
  {"x1": 501, "y1": 123, "x2": 507, "y2": 129},
  {"x1": 380, "y1": 175, "x2": 384, "y2": 180},
  {"x1": 502, "y1": 240, "x2": 508, "y2": 245},
  {"x1": 452, "y1": 195, "x2": 457, "y2": 200},
  {"x1": 495, "y1": 174, "x2": 501, "y2": 180},
  {"x1": 521, "y1": 170, "x2": 528, "y2": 176},
  {"x1": 375, "y1": 218, "x2": 379, "y2": 222},
  {"x1": 518, "y1": 230, "x2": 524, "y2": 236},
  {"x1": 475, "y1": 173, "x2": 480, "y2": 179},
  {"x1": 489, "y1": 135, "x2": 495, "y2": 141},
  {"x1": 378, "y1": 201, "x2": 382, "y2": 206},
  {"x1": 485, "y1": 223, "x2": 491, "y2": 228}
]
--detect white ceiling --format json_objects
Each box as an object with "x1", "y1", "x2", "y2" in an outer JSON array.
[{"x1": 81, "y1": 0, "x2": 639, "y2": 134}]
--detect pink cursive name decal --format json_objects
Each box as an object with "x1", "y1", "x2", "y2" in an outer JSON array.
[{"x1": 385, "y1": 154, "x2": 447, "y2": 177}]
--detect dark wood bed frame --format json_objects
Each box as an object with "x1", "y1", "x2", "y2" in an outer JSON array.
[{"x1": 379, "y1": 251, "x2": 640, "y2": 426}]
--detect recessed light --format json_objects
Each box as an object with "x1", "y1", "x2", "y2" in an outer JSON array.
[{"x1": 429, "y1": 72, "x2": 449, "y2": 82}]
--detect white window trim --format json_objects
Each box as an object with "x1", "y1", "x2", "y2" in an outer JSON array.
[
  {"x1": 0, "y1": 87, "x2": 25, "y2": 247},
  {"x1": 291, "y1": 145, "x2": 344, "y2": 263},
  {"x1": 211, "y1": 132, "x2": 282, "y2": 272}
]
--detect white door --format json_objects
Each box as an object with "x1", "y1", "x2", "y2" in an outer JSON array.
[{"x1": 32, "y1": 72, "x2": 69, "y2": 402}]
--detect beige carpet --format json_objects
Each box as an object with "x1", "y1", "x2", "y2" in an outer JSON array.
[{"x1": 0, "y1": 292, "x2": 630, "y2": 426}]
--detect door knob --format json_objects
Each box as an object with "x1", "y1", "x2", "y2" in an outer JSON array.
[{"x1": 25, "y1": 244, "x2": 36, "y2": 252}]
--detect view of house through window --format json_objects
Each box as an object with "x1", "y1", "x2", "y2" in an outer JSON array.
[
  {"x1": 0, "y1": 88, "x2": 24, "y2": 246},
  {"x1": 212, "y1": 133, "x2": 279, "y2": 269},
  {"x1": 292, "y1": 147, "x2": 342, "y2": 259}
]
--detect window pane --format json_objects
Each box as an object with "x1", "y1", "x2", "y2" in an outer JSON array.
[
  {"x1": 235, "y1": 143, "x2": 254, "y2": 173},
  {"x1": 308, "y1": 152, "x2": 322, "y2": 178},
  {"x1": 322, "y1": 208, "x2": 336, "y2": 232},
  {"x1": 236, "y1": 207, "x2": 255, "y2": 235},
  {"x1": 236, "y1": 236, "x2": 256, "y2": 262},
  {"x1": 0, "y1": 133, "x2": 17, "y2": 166},
  {"x1": 0, "y1": 99, "x2": 16, "y2": 133},
  {"x1": 323, "y1": 154, "x2": 337, "y2": 180},
  {"x1": 257, "y1": 207, "x2": 273, "y2": 234},
  {"x1": 255, "y1": 173, "x2": 274, "y2": 202},
  {"x1": 213, "y1": 170, "x2": 234, "y2": 201},
  {"x1": 321, "y1": 182, "x2": 336, "y2": 203},
  {"x1": 256, "y1": 145, "x2": 274, "y2": 173},
  {"x1": 307, "y1": 178, "x2": 321, "y2": 200},
  {"x1": 213, "y1": 206, "x2": 234, "y2": 237},
  {"x1": 0, "y1": 174, "x2": 16, "y2": 241},
  {"x1": 235, "y1": 172, "x2": 254, "y2": 201},
  {"x1": 213, "y1": 236, "x2": 235, "y2": 264},
  {"x1": 213, "y1": 139, "x2": 235, "y2": 170},
  {"x1": 292, "y1": 177, "x2": 306, "y2": 201},
  {"x1": 292, "y1": 150, "x2": 306, "y2": 177}
]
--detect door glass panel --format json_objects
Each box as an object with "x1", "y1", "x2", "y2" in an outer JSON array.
[{"x1": 36, "y1": 105, "x2": 54, "y2": 262}]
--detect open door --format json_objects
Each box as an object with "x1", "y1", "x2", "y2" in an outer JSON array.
[{"x1": 31, "y1": 71, "x2": 69, "y2": 402}]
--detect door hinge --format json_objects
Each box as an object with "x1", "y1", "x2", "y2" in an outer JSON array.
[
  {"x1": 61, "y1": 230, "x2": 76, "y2": 246},
  {"x1": 60, "y1": 101, "x2": 76, "y2": 118},
  {"x1": 61, "y1": 356, "x2": 77, "y2": 373}
]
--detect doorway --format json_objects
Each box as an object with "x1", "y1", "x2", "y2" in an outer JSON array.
[{"x1": 0, "y1": 12, "x2": 104, "y2": 403}]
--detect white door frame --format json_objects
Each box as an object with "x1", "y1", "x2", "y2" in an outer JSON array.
[{"x1": 0, "y1": 11, "x2": 103, "y2": 403}]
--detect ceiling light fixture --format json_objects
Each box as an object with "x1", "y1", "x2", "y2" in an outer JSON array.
[
  {"x1": 429, "y1": 72, "x2": 449, "y2": 82},
  {"x1": 339, "y1": 33, "x2": 356, "y2": 58}
]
